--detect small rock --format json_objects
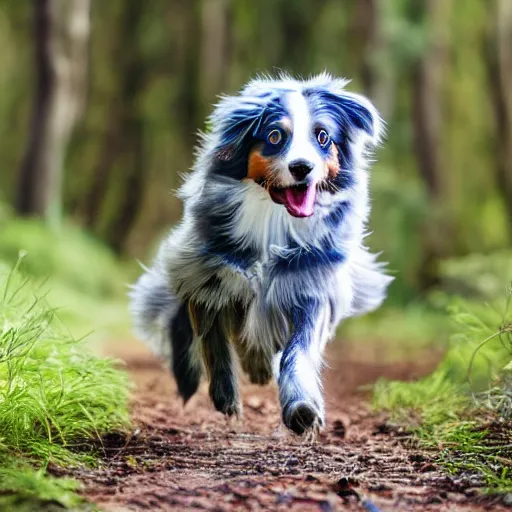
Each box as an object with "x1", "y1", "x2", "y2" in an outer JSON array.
[
  {"x1": 408, "y1": 453, "x2": 426, "y2": 463},
  {"x1": 246, "y1": 396, "x2": 263, "y2": 409},
  {"x1": 332, "y1": 419, "x2": 346, "y2": 438},
  {"x1": 419, "y1": 463, "x2": 436, "y2": 472},
  {"x1": 334, "y1": 477, "x2": 359, "y2": 499}
]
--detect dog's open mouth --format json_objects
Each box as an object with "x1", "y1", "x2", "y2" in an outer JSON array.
[{"x1": 268, "y1": 183, "x2": 317, "y2": 218}]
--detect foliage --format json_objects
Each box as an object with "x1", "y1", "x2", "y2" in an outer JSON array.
[
  {"x1": 0, "y1": 214, "x2": 135, "y2": 343},
  {"x1": 0, "y1": 260, "x2": 131, "y2": 508},
  {"x1": 439, "y1": 250, "x2": 512, "y2": 301},
  {"x1": 0, "y1": 217, "x2": 127, "y2": 298},
  {"x1": 0, "y1": 0, "x2": 510, "y2": 300},
  {"x1": 341, "y1": 301, "x2": 451, "y2": 357},
  {"x1": 0, "y1": 463, "x2": 84, "y2": 511},
  {"x1": 374, "y1": 282, "x2": 512, "y2": 492}
]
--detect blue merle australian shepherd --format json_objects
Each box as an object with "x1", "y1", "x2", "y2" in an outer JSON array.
[{"x1": 130, "y1": 73, "x2": 393, "y2": 435}]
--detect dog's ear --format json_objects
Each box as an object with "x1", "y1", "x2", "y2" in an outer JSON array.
[
  {"x1": 208, "y1": 95, "x2": 266, "y2": 162},
  {"x1": 338, "y1": 91, "x2": 384, "y2": 146},
  {"x1": 305, "y1": 77, "x2": 384, "y2": 149},
  {"x1": 332, "y1": 91, "x2": 383, "y2": 146}
]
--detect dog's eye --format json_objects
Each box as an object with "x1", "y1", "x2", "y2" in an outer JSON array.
[
  {"x1": 267, "y1": 129, "x2": 282, "y2": 145},
  {"x1": 317, "y1": 129, "x2": 330, "y2": 147}
]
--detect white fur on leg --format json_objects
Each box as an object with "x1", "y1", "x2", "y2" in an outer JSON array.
[
  {"x1": 294, "y1": 350, "x2": 324, "y2": 414},
  {"x1": 278, "y1": 305, "x2": 331, "y2": 431}
]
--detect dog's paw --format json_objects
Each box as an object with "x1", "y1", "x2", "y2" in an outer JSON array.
[
  {"x1": 173, "y1": 359, "x2": 201, "y2": 404},
  {"x1": 209, "y1": 373, "x2": 241, "y2": 417},
  {"x1": 213, "y1": 396, "x2": 242, "y2": 417},
  {"x1": 282, "y1": 401, "x2": 324, "y2": 435}
]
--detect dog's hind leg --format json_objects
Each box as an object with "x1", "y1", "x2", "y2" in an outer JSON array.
[
  {"x1": 190, "y1": 302, "x2": 241, "y2": 416},
  {"x1": 235, "y1": 335, "x2": 278, "y2": 386},
  {"x1": 235, "y1": 300, "x2": 282, "y2": 386},
  {"x1": 238, "y1": 347, "x2": 274, "y2": 385},
  {"x1": 278, "y1": 300, "x2": 331, "y2": 435},
  {"x1": 129, "y1": 269, "x2": 203, "y2": 403},
  {"x1": 169, "y1": 302, "x2": 202, "y2": 403}
]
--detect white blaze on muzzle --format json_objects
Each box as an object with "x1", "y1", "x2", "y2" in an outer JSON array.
[
  {"x1": 266, "y1": 91, "x2": 323, "y2": 217},
  {"x1": 284, "y1": 91, "x2": 324, "y2": 181}
]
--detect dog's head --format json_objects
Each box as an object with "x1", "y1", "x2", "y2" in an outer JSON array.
[{"x1": 205, "y1": 73, "x2": 383, "y2": 218}]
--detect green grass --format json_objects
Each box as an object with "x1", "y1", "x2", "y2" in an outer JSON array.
[
  {"x1": 0, "y1": 258, "x2": 131, "y2": 509},
  {"x1": 374, "y1": 284, "x2": 512, "y2": 492}
]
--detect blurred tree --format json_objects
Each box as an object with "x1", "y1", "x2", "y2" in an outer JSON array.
[
  {"x1": 0, "y1": 0, "x2": 509, "y2": 300},
  {"x1": 408, "y1": 0, "x2": 451, "y2": 288},
  {"x1": 177, "y1": 0, "x2": 203, "y2": 148},
  {"x1": 199, "y1": 0, "x2": 232, "y2": 115},
  {"x1": 87, "y1": 0, "x2": 148, "y2": 253},
  {"x1": 347, "y1": 0, "x2": 394, "y2": 118},
  {"x1": 276, "y1": 0, "x2": 328, "y2": 75},
  {"x1": 16, "y1": 0, "x2": 90, "y2": 226},
  {"x1": 349, "y1": 0, "x2": 379, "y2": 94},
  {"x1": 485, "y1": 0, "x2": 512, "y2": 237}
]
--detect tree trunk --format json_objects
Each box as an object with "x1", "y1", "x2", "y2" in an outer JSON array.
[
  {"x1": 484, "y1": 0, "x2": 512, "y2": 238},
  {"x1": 16, "y1": 0, "x2": 90, "y2": 225},
  {"x1": 178, "y1": 0, "x2": 203, "y2": 149},
  {"x1": 351, "y1": 0, "x2": 394, "y2": 119},
  {"x1": 409, "y1": 0, "x2": 451, "y2": 288},
  {"x1": 94, "y1": 0, "x2": 147, "y2": 254},
  {"x1": 199, "y1": 0, "x2": 232, "y2": 110},
  {"x1": 16, "y1": 0, "x2": 54, "y2": 218},
  {"x1": 410, "y1": 1, "x2": 449, "y2": 200},
  {"x1": 81, "y1": 102, "x2": 120, "y2": 229},
  {"x1": 278, "y1": 1, "x2": 328, "y2": 75}
]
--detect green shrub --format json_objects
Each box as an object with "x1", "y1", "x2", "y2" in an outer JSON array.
[
  {"x1": 374, "y1": 284, "x2": 512, "y2": 492},
  {"x1": 439, "y1": 250, "x2": 512, "y2": 300},
  {"x1": 0, "y1": 218, "x2": 127, "y2": 298},
  {"x1": 0, "y1": 261, "x2": 131, "y2": 507}
]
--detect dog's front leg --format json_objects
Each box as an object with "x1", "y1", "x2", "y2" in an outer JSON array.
[
  {"x1": 189, "y1": 302, "x2": 241, "y2": 416},
  {"x1": 277, "y1": 299, "x2": 330, "y2": 435}
]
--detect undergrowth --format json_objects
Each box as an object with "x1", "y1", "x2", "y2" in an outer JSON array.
[
  {"x1": 0, "y1": 259, "x2": 131, "y2": 509},
  {"x1": 374, "y1": 280, "x2": 512, "y2": 493},
  {"x1": 0, "y1": 218, "x2": 127, "y2": 297},
  {"x1": 0, "y1": 216, "x2": 137, "y2": 342},
  {"x1": 0, "y1": 465, "x2": 83, "y2": 511}
]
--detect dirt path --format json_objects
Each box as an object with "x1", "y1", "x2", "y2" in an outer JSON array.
[{"x1": 74, "y1": 341, "x2": 508, "y2": 511}]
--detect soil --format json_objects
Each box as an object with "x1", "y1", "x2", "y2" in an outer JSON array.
[{"x1": 71, "y1": 340, "x2": 510, "y2": 511}]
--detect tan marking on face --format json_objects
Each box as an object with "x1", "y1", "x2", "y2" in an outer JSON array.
[
  {"x1": 325, "y1": 144, "x2": 339, "y2": 179},
  {"x1": 247, "y1": 148, "x2": 272, "y2": 181}
]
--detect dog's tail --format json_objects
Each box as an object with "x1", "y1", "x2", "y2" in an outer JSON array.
[
  {"x1": 129, "y1": 266, "x2": 202, "y2": 402},
  {"x1": 129, "y1": 266, "x2": 178, "y2": 360}
]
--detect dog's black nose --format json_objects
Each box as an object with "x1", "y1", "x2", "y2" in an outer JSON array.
[{"x1": 288, "y1": 159, "x2": 314, "y2": 181}]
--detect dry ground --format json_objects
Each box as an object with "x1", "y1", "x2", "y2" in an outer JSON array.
[{"x1": 69, "y1": 340, "x2": 510, "y2": 511}]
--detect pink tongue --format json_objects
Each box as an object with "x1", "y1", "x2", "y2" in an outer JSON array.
[{"x1": 284, "y1": 185, "x2": 317, "y2": 217}]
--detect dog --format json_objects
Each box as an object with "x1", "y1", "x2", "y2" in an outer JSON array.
[{"x1": 130, "y1": 73, "x2": 392, "y2": 435}]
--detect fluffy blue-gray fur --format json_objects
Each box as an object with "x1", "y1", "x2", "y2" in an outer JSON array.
[{"x1": 129, "y1": 73, "x2": 393, "y2": 434}]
